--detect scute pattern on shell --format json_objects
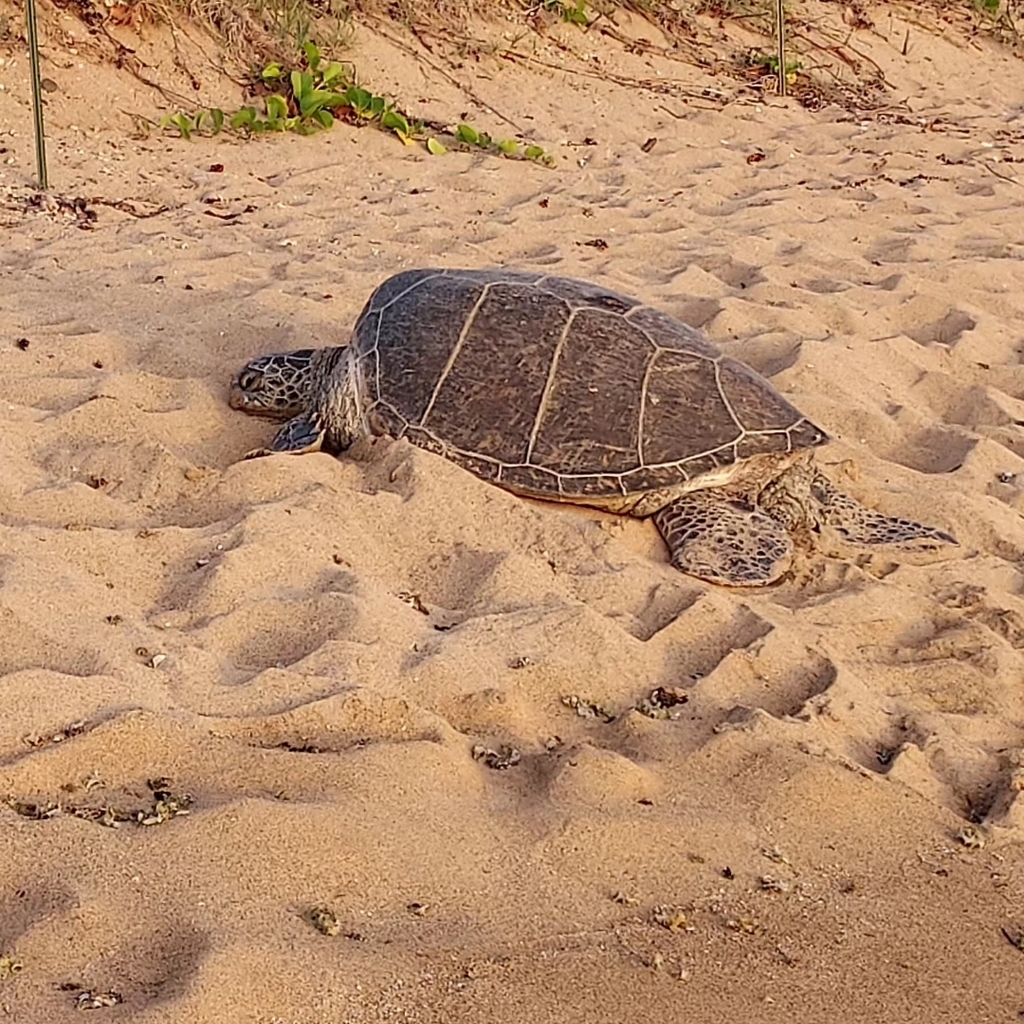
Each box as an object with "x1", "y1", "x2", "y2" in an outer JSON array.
[{"x1": 349, "y1": 268, "x2": 828, "y2": 500}]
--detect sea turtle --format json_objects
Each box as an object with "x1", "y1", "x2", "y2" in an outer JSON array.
[{"x1": 228, "y1": 268, "x2": 956, "y2": 586}]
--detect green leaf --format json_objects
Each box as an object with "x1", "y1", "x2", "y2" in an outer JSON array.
[
  {"x1": 426, "y1": 137, "x2": 448, "y2": 155},
  {"x1": 261, "y1": 62, "x2": 284, "y2": 82},
  {"x1": 170, "y1": 113, "x2": 192, "y2": 139},
  {"x1": 455, "y1": 123, "x2": 479, "y2": 145},
  {"x1": 297, "y1": 90, "x2": 348, "y2": 117},
  {"x1": 565, "y1": 0, "x2": 589, "y2": 25},
  {"x1": 299, "y1": 88, "x2": 335, "y2": 116},
  {"x1": 320, "y1": 61, "x2": 347, "y2": 87},
  {"x1": 290, "y1": 70, "x2": 306, "y2": 102},
  {"x1": 498, "y1": 138, "x2": 518, "y2": 154},
  {"x1": 266, "y1": 94, "x2": 290, "y2": 120},
  {"x1": 369, "y1": 95, "x2": 386, "y2": 118},
  {"x1": 381, "y1": 110, "x2": 410, "y2": 135},
  {"x1": 230, "y1": 106, "x2": 256, "y2": 129},
  {"x1": 303, "y1": 40, "x2": 321, "y2": 71},
  {"x1": 209, "y1": 108, "x2": 225, "y2": 133},
  {"x1": 525, "y1": 145, "x2": 545, "y2": 161},
  {"x1": 312, "y1": 108, "x2": 334, "y2": 128},
  {"x1": 345, "y1": 87, "x2": 372, "y2": 114}
]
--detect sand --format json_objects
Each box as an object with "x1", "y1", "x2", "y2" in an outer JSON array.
[{"x1": 1, "y1": 2, "x2": 1024, "y2": 1020}]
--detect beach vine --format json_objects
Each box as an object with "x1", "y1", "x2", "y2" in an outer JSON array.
[{"x1": 158, "y1": 41, "x2": 555, "y2": 167}]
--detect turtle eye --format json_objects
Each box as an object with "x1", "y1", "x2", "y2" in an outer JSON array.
[{"x1": 238, "y1": 370, "x2": 262, "y2": 391}]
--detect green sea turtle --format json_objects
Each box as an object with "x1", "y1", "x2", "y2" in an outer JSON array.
[{"x1": 228, "y1": 268, "x2": 956, "y2": 586}]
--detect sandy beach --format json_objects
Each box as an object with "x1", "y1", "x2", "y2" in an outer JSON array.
[{"x1": 1, "y1": 1, "x2": 1024, "y2": 1019}]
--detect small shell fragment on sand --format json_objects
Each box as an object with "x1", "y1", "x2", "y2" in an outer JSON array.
[
  {"x1": 635, "y1": 686, "x2": 689, "y2": 720},
  {"x1": 652, "y1": 905, "x2": 692, "y2": 932},
  {"x1": 561, "y1": 694, "x2": 615, "y2": 722},
  {"x1": 0, "y1": 955, "x2": 23, "y2": 980},
  {"x1": 956, "y1": 823, "x2": 987, "y2": 849},
  {"x1": 307, "y1": 906, "x2": 341, "y2": 937},
  {"x1": 471, "y1": 744, "x2": 522, "y2": 770},
  {"x1": 75, "y1": 990, "x2": 122, "y2": 1009}
]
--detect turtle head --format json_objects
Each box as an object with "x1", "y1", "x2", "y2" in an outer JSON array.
[{"x1": 228, "y1": 349, "x2": 315, "y2": 421}]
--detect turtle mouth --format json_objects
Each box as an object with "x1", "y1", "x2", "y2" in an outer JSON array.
[
  {"x1": 227, "y1": 385, "x2": 257, "y2": 412},
  {"x1": 228, "y1": 384, "x2": 293, "y2": 419}
]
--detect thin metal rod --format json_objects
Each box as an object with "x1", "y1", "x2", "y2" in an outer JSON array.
[
  {"x1": 770, "y1": 0, "x2": 786, "y2": 96},
  {"x1": 25, "y1": 0, "x2": 48, "y2": 189}
]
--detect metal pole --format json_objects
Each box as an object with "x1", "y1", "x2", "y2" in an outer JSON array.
[
  {"x1": 25, "y1": 0, "x2": 48, "y2": 189},
  {"x1": 774, "y1": 0, "x2": 782, "y2": 96}
]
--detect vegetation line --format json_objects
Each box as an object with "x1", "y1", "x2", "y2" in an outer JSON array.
[{"x1": 156, "y1": 41, "x2": 557, "y2": 166}]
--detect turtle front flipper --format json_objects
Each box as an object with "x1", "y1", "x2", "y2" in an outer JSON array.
[
  {"x1": 243, "y1": 412, "x2": 326, "y2": 459},
  {"x1": 810, "y1": 472, "x2": 957, "y2": 549},
  {"x1": 653, "y1": 492, "x2": 793, "y2": 587}
]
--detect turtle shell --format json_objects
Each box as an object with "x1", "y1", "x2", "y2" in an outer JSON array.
[{"x1": 349, "y1": 268, "x2": 828, "y2": 502}]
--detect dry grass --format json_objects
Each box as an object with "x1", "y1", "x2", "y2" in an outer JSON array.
[
  {"x1": 128, "y1": 0, "x2": 1021, "y2": 73},
  {"x1": 133, "y1": 0, "x2": 352, "y2": 63},
  {"x1": 132, "y1": 0, "x2": 714, "y2": 60},
  {"x1": 2, "y1": 0, "x2": 1020, "y2": 108},
  {"x1": 35, "y1": 0, "x2": 730, "y2": 82}
]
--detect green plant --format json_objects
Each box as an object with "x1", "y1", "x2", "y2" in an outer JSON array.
[
  {"x1": 748, "y1": 51, "x2": 801, "y2": 83},
  {"x1": 541, "y1": 0, "x2": 590, "y2": 26},
  {"x1": 137, "y1": 0, "x2": 353, "y2": 66},
  {"x1": 451, "y1": 123, "x2": 549, "y2": 163},
  {"x1": 158, "y1": 41, "x2": 554, "y2": 165}
]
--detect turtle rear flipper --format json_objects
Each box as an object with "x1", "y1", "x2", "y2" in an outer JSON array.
[
  {"x1": 244, "y1": 412, "x2": 326, "y2": 459},
  {"x1": 811, "y1": 473, "x2": 957, "y2": 549},
  {"x1": 653, "y1": 492, "x2": 793, "y2": 586}
]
